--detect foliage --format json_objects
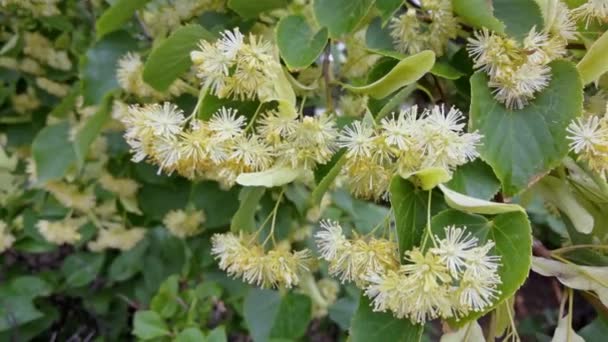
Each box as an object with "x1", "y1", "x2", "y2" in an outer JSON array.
[{"x1": 1, "y1": 0, "x2": 608, "y2": 341}]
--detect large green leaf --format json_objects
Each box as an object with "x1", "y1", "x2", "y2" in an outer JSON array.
[
  {"x1": 230, "y1": 187, "x2": 265, "y2": 232},
  {"x1": 350, "y1": 295, "x2": 424, "y2": 341},
  {"x1": 190, "y1": 181, "x2": 240, "y2": 229},
  {"x1": 132, "y1": 311, "x2": 170, "y2": 340},
  {"x1": 95, "y1": 0, "x2": 151, "y2": 39},
  {"x1": 577, "y1": 30, "x2": 608, "y2": 85},
  {"x1": 108, "y1": 238, "x2": 149, "y2": 282},
  {"x1": 0, "y1": 297, "x2": 43, "y2": 332},
  {"x1": 365, "y1": 17, "x2": 394, "y2": 51},
  {"x1": 243, "y1": 289, "x2": 282, "y2": 342},
  {"x1": 431, "y1": 209, "x2": 532, "y2": 326},
  {"x1": 61, "y1": 252, "x2": 105, "y2": 288},
  {"x1": 314, "y1": 0, "x2": 375, "y2": 39},
  {"x1": 446, "y1": 159, "x2": 500, "y2": 201},
  {"x1": 81, "y1": 31, "x2": 137, "y2": 105},
  {"x1": 342, "y1": 50, "x2": 436, "y2": 99},
  {"x1": 228, "y1": 0, "x2": 289, "y2": 18},
  {"x1": 452, "y1": 0, "x2": 505, "y2": 33},
  {"x1": 469, "y1": 61, "x2": 583, "y2": 196},
  {"x1": 73, "y1": 95, "x2": 112, "y2": 169},
  {"x1": 32, "y1": 121, "x2": 76, "y2": 184},
  {"x1": 269, "y1": 293, "x2": 312, "y2": 340},
  {"x1": 389, "y1": 176, "x2": 444, "y2": 256},
  {"x1": 143, "y1": 24, "x2": 214, "y2": 92},
  {"x1": 375, "y1": 0, "x2": 403, "y2": 23},
  {"x1": 276, "y1": 15, "x2": 328, "y2": 70},
  {"x1": 493, "y1": 0, "x2": 544, "y2": 40}
]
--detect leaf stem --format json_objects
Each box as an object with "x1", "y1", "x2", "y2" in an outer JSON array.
[
  {"x1": 263, "y1": 188, "x2": 285, "y2": 246},
  {"x1": 245, "y1": 102, "x2": 264, "y2": 132}
]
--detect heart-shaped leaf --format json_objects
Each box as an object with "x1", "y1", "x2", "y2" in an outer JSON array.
[
  {"x1": 276, "y1": 15, "x2": 328, "y2": 70},
  {"x1": 469, "y1": 60, "x2": 583, "y2": 196},
  {"x1": 314, "y1": 0, "x2": 375, "y2": 39},
  {"x1": 350, "y1": 295, "x2": 424, "y2": 341},
  {"x1": 453, "y1": 0, "x2": 505, "y2": 33}
]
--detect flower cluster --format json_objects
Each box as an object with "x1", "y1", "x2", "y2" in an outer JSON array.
[
  {"x1": 141, "y1": 0, "x2": 225, "y2": 37},
  {"x1": 211, "y1": 232, "x2": 312, "y2": 288},
  {"x1": 23, "y1": 32, "x2": 71, "y2": 71},
  {"x1": 163, "y1": 209, "x2": 206, "y2": 238},
  {"x1": 316, "y1": 221, "x2": 502, "y2": 324},
  {"x1": 117, "y1": 52, "x2": 187, "y2": 99},
  {"x1": 37, "y1": 218, "x2": 86, "y2": 245},
  {"x1": 120, "y1": 103, "x2": 338, "y2": 187},
  {"x1": 315, "y1": 220, "x2": 400, "y2": 286},
  {"x1": 88, "y1": 225, "x2": 146, "y2": 252},
  {"x1": 573, "y1": 0, "x2": 608, "y2": 27},
  {"x1": 567, "y1": 106, "x2": 608, "y2": 177},
  {"x1": 338, "y1": 105, "x2": 482, "y2": 199},
  {"x1": 389, "y1": 0, "x2": 459, "y2": 56},
  {"x1": 467, "y1": 23, "x2": 571, "y2": 109},
  {"x1": 190, "y1": 28, "x2": 282, "y2": 101},
  {"x1": 0, "y1": 220, "x2": 15, "y2": 253}
]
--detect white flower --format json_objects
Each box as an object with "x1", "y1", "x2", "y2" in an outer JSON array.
[
  {"x1": 567, "y1": 116, "x2": 608, "y2": 153},
  {"x1": 431, "y1": 226, "x2": 479, "y2": 276},
  {"x1": 208, "y1": 107, "x2": 245, "y2": 140},
  {"x1": 217, "y1": 28, "x2": 244, "y2": 59},
  {"x1": 338, "y1": 121, "x2": 376, "y2": 158},
  {"x1": 314, "y1": 220, "x2": 348, "y2": 261},
  {"x1": 145, "y1": 102, "x2": 186, "y2": 137}
]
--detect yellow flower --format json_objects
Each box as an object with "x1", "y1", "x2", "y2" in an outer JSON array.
[
  {"x1": 99, "y1": 172, "x2": 139, "y2": 198},
  {"x1": 37, "y1": 218, "x2": 84, "y2": 245},
  {"x1": 163, "y1": 209, "x2": 206, "y2": 238},
  {"x1": 45, "y1": 181, "x2": 96, "y2": 212},
  {"x1": 0, "y1": 221, "x2": 15, "y2": 253},
  {"x1": 88, "y1": 225, "x2": 146, "y2": 252}
]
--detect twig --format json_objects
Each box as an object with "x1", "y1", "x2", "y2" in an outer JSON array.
[{"x1": 431, "y1": 74, "x2": 447, "y2": 105}]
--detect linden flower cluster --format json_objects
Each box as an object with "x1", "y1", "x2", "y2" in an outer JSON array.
[
  {"x1": 567, "y1": 105, "x2": 608, "y2": 177},
  {"x1": 211, "y1": 232, "x2": 312, "y2": 288},
  {"x1": 573, "y1": 0, "x2": 608, "y2": 27},
  {"x1": 467, "y1": 25, "x2": 570, "y2": 109},
  {"x1": 316, "y1": 222, "x2": 502, "y2": 324},
  {"x1": 163, "y1": 209, "x2": 206, "y2": 238},
  {"x1": 339, "y1": 105, "x2": 482, "y2": 199},
  {"x1": 1, "y1": 0, "x2": 60, "y2": 17},
  {"x1": 190, "y1": 28, "x2": 282, "y2": 101},
  {"x1": 315, "y1": 220, "x2": 400, "y2": 286},
  {"x1": 121, "y1": 102, "x2": 338, "y2": 186},
  {"x1": 23, "y1": 32, "x2": 71, "y2": 71},
  {"x1": 0, "y1": 220, "x2": 16, "y2": 253},
  {"x1": 389, "y1": 0, "x2": 459, "y2": 56}
]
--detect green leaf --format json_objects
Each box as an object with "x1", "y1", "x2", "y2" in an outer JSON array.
[
  {"x1": 333, "y1": 189, "x2": 391, "y2": 234},
  {"x1": 150, "y1": 275, "x2": 180, "y2": 318},
  {"x1": 243, "y1": 289, "x2": 282, "y2": 342},
  {"x1": 438, "y1": 184, "x2": 524, "y2": 215},
  {"x1": 493, "y1": 0, "x2": 544, "y2": 40},
  {"x1": 230, "y1": 187, "x2": 265, "y2": 232},
  {"x1": 314, "y1": 0, "x2": 375, "y2": 39},
  {"x1": 276, "y1": 15, "x2": 328, "y2": 70},
  {"x1": 190, "y1": 181, "x2": 240, "y2": 229},
  {"x1": 376, "y1": 0, "x2": 403, "y2": 23},
  {"x1": 452, "y1": 0, "x2": 505, "y2": 33},
  {"x1": 270, "y1": 293, "x2": 312, "y2": 340},
  {"x1": 350, "y1": 295, "x2": 424, "y2": 342},
  {"x1": 329, "y1": 297, "x2": 359, "y2": 330},
  {"x1": 469, "y1": 61, "x2": 583, "y2": 196},
  {"x1": 9, "y1": 276, "x2": 53, "y2": 298},
  {"x1": 81, "y1": 31, "x2": 137, "y2": 105},
  {"x1": 342, "y1": 50, "x2": 436, "y2": 99},
  {"x1": 132, "y1": 310, "x2": 170, "y2": 340},
  {"x1": 95, "y1": 0, "x2": 151, "y2": 39},
  {"x1": 73, "y1": 95, "x2": 112, "y2": 169},
  {"x1": 431, "y1": 62, "x2": 465, "y2": 80},
  {"x1": 228, "y1": 0, "x2": 289, "y2": 18},
  {"x1": 49, "y1": 82, "x2": 80, "y2": 118},
  {"x1": 389, "y1": 176, "x2": 444, "y2": 255},
  {"x1": 431, "y1": 210, "x2": 532, "y2": 326},
  {"x1": 446, "y1": 159, "x2": 500, "y2": 201},
  {"x1": 0, "y1": 297, "x2": 43, "y2": 332},
  {"x1": 32, "y1": 121, "x2": 76, "y2": 183},
  {"x1": 207, "y1": 326, "x2": 228, "y2": 342},
  {"x1": 365, "y1": 17, "x2": 394, "y2": 51},
  {"x1": 61, "y1": 252, "x2": 105, "y2": 288},
  {"x1": 108, "y1": 238, "x2": 149, "y2": 281},
  {"x1": 143, "y1": 24, "x2": 214, "y2": 92},
  {"x1": 236, "y1": 167, "x2": 301, "y2": 187},
  {"x1": 577, "y1": 30, "x2": 608, "y2": 85},
  {"x1": 175, "y1": 327, "x2": 206, "y2": 342}
]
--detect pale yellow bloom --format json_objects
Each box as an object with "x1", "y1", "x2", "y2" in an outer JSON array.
[
  {"x1": 44, "y1": 181, "x2": 96, "y2": 212},
  {"x1": 163, "y1": 209, "x2": 206, "y2": 238},
  {"x1": 36, "y1": 77, "x2": 70, "y2": 97},
  {"x1": 23, "y1": 32, "x2": 71, "y2": 70},
  {"x1": 88, "y1": 225, "x2": 146, "y2": 252},
  {"x1": 11, "y1": 88, "x2": 40, "y2": 114},
  {"x1": 99, "y1": 173, "x2": 139, "y2": 198},
  {"x1": 37, "y1": 218, "x2": 83, "y2": 245},
  {"x1": 0, "y1": 221, "x2": 15, "y2": 253}
]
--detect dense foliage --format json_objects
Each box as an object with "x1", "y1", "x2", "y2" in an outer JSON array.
[{"x1": 1, "y1": 0, "x2": 608, "y2": 341}]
